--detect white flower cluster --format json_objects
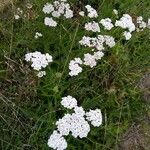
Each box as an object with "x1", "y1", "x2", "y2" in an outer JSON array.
[
  {"x1": 68, "y1": 34, "x2": 115, "y2": 76},
  {"x1": 100, "y1": 18, "x2": 114, "y2": 30},
  {"x1": 79, "y1": 35, "x2": 115, "y2": 50},
  {"x1": 25, "y1": 51, "x2": 53, "y2": 77},
  {"x1": 34, "y1": 32, "x2": 43, "y2": 39},
  {"x1": 115, "y1": 14, "x2": 135, "y2": 32},
  {"x1": 83, "y1": 51, "x2": 104, "y2": 68},
  {"x1": 43, "y1": 0, "x2": 73, "y2": 27},
  {"x1": 44, "y1": 17, "x2": 57, "y2": 27},
  {"x1": 83, "y1": 53, "x2": 97, "y2": 68},
  {"x1": 48, "y1": 130, "x2": 67, "y2": 150},
  {"x1": 136, "y1": 16, "x2": 147, "y2": 31},
  {"x1": 123, "y1": 31, "x2": 132, "y2": 40},
  {"x1": 56, "y1": 112, "x2": 90, "y2": 138},
  {"x1": 69, "y1": 11, "x2": 147, "y2": 77},
  {"x1": 69, "y1": 51, "x2": 104, "y2": 76},
  {"x1": 78, "y1": 5, "x2": 98, "y2": 18},
  {"x1": 86, "y1": 109, "x2": 102, "y2": 127},
  {"x1": 61, "y1": 95, "x2": 77, "y2": 109},
  {"x1": 85, "y1": 5, "x2": 98, "y2": 18},
  {"x1": 115, "y1": 14, "x2": 135, "y2": 40},
  {"x1": 84, "y1": 21, "x2": 100, "y2": 32},
  {"x1": 69, "y1": 58, "x2": 83, "y2": 76},
  {"x1": 48, "y1": 96, "x2": 102, "y2": 150}
]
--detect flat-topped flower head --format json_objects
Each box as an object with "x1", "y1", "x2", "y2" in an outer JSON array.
[
  {"x1": 100, "y1": 18, "x2": 114, "y2": 30},
  {"x1": 93, "y1": 51, "x2": 104, "y2": 60},
  {"x1": 25, "y1": 51, "x2": 53, "y2": 71},
  {"x1": 43, "y1": 0, "x2": 73, "y2": 20},
  {"x1": 83, "y1": 53, "x2": 97, "y2": 68},
  {"x1": 61, "y1": 95, "x2": 77, "y2": 109},
  {"x1": 79, "y1": 35, "x2": 115, "y2": 50},
  {"x1": 47, "y1": 130, "x2": 67, "y2": 150},
  {"x1": 86, "y1": 109, "x2": 102, "y2": 127},
  {"x1": 115, "y1": 14, "x2": 135, "y2": 32},
  {"x1": 74, "y1": 106, "x2": 85, "y2": 116},
  {"x1": 70, "y1": 113, "x2": 90, "y2": 138},
  {"x1": 137, "y1": 16, "x2": 147, "y2": 31},
  {"x1": 84, "y1": 21, "x2": 100, "y2": 32},
  {"x1": 123, "y1": 31, "x2": 132, "y2": 40},
  {"x1": 43, "y1": 3, "x2": 54, "y2": 14},
  {"x1": 47, "y1": 95, "x2": 103, "y2": 149},
  {"x1": 85, "y1": 5, "x2": 98, "y2": 18},
  {"x1": 44, "y1": 17, "x2": 57, "y2": 27},
  {"x1": 69, "y1": 58, "x2": 83, "y2": 76},
  {"x1": 104, "y1": 35, "x2": 116, "y2": 48},
  {"x1": 56, "y1": 114, "x2": 72, "y2": 136}
]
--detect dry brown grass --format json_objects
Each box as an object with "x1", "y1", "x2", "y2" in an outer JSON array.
[{"x1": 0, "y1": 0, "x2": 12, "y2": 11}]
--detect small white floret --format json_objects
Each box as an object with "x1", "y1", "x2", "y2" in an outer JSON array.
[
  {"x1": 79, "y1": 11, "x2": 85, "y2": 17},
  {"x1": 37, "y1": 71, "x2": 46, "y2": 78},
  {"x1": 52, "y1": 11, "x2": 61, "y2": 18},
  {"x1": 104, "y1": 35, "x2": 116, "y2": 48},
  {"x1": 14, "y1": 15, "x2": 20, "y2": 20},
  {"x1": 147, "y1": 18, "x2": 150, "y2": 28},
  {"x1": 56, "y1": 114, "x2": 72, "y2": 136},
  {"x1": 83, "y1": 53, "x2": 97, "y2": 68},
  {"x1": 44, "y1": 17, "x2": 57, "y2": 27},
  {"x1": 43, "y1": 3, "x2": 54, "y2": 14},
  {"x1": 69, "y1": 58, "x2": 83, "y2": 76},
  {"x1": 85, "y1": 5, "x2": 98, "y2": 18},
  {"x1": 113, "y1": 9, "x2": 118, "y2": 15},
  {"x1": 100, "y1": 18, "x2": 114, "y2": 30},
  {"x1": 70, "y1": 113, "x2": 90, "y2": 138},
  {"x1": 74, "y1": 106, "x2": 85, "y2": 116},
  {"x1": 85, "y1": 21, "x2": 100, "y2": 32},
  {"x1": 47, "y1": 130, "x2": 67, "y2": 150},
  {"x1": 93, "y1": 51, "x2": 104, "y2": 60},
  {"x1": 86, "y1": 109, "x2": 102, "y2": 127},
  {"x1": 34, "y1": 32, "x2": 43, "y2": 39},
  {"x1": 123, "y1": 31, "x2": 132, "y2": 40},
  {"x1": 61, "y1": 95, "x2": 77, "y2": 109},
  {"x1": 64, "y1": 9, "x2": 74, "y2": 18}
]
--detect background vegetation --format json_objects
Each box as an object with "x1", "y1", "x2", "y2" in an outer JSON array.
[{"x1": 0, "y1": 0, "x2": 150, "y2": 149}]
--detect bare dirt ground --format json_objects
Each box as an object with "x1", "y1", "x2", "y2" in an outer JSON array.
[
  {"x1": 118, "y1": 73, "x2": 150, "y2": 150},
  {"x1": 0, "y1": 0, "x2": 11, "y2": 11}
]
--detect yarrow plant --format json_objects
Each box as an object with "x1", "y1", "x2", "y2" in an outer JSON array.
[
  {"x1": 22, "y1": 1, "x2": 150, "y2": 149},
  {"x1": 47, "y1": 95, "x2": 102, "y2": 150},
  {"x1": 68, "y1": 9, "x2": 149, "y2": 76}
]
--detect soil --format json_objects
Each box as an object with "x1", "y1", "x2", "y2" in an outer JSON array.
[
  {"x1": 118, "y1": 73, "x2": 150, "y2": 150},
  {"x1": 138, "y1": 73, "x2": 150, "y2": 103},
  {"x1": 0, "y1": 0, "x2": 11, "y2": 11}
]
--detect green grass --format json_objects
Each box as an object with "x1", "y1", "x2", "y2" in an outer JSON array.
[{"x1": 0, "y1": 0, "x2": 150, "y2": 149}]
